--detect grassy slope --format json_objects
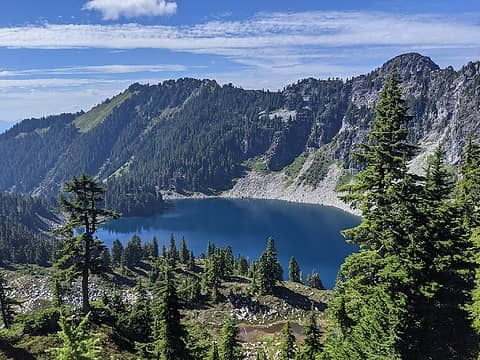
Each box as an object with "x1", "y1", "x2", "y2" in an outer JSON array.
[{"x1": 74, "y1": 91, "x2": 132, "y2": 133}]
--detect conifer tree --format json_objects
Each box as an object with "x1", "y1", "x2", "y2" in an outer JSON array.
[
  {"x1": 187, "y1": 250, "x2": 195, "y2": 271},
  {"x1": 55, "y1": 174, "x2": 118, "y2": 313},
  {"x1": 219, "y1": 317, "x2": 242, "y2": 360},
  {"x1": 124, "y1": 235, "x2": 143, "y2": 268},
  {"x1": 306, "y1": 271, "x2": 324, "y2": 290},
  {"x1": 458, "y1": 137, "x2": 480, "y2": 342},
  {"x1": 296, "y1": 313, "x2": 321, "y2": 360},
  {"x1": 179, "y1": 237, "x2": 189, "y2": 264},
  {"x1": 279, "y1": 321, "x2": 296, "y2": 360},
  {"x1": 322, "y1": 70, "x2": 417, "y2": 359},
  {"x1": 168, "y1": 233, "x2": 178, "y2": 267},
  {"x1": 207, "y1": 342, "x2": 220, "y2": 360},
  {"x1": 111, "y1": 239, "x2": 124, "y2": 267},
  {"x1": 0, "y1": 272, "x2": 20, "y2": 329},
  {"x1": 257, "y1": 237, "x2": 282, "y2": 295},
  {"x1": 235, "y1": 255, "x2": 249, "y2": 277},
  {"x1": 49, "y1": 312, "x2": 101, "y2": 360},
  {"x1": 152, "y1": 236, "x2": 159, "y2": 258},
  {"x1": 407, "y1": 146, "x2": 478, "y2": 358},
  {"x1": 288, "y1": 257, "x2": 301, "y2": 283},
  {"x1": 150, "y1": 267, "x2": 189, "y2": 360}
]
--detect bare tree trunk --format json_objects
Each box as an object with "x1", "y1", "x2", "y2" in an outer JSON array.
[{"x1": 82, "y1": 233, "x2": 91, "y2": 313}]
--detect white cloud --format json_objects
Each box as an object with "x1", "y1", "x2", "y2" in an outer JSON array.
[
  {"x1": 0, "y1": 64, "x2": 186, "y2": 77},
  {"x1": 83, "y1": 0, "x2": 177, "y2": 20}
]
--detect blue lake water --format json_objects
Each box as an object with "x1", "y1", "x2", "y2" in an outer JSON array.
[{"x1": 96, "y1": 198, "x2": 360, "y2": 289}]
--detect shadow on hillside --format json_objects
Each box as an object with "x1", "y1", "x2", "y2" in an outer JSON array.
[
  {"x1": 273, "y1": 285, "x2": 326, "y2": 311},
  {"x1": 0, "y1": 343, "x2": 35, "y2": 360}
]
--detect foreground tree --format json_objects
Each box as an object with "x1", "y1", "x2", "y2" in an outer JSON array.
[
  {"x1": 219, "y1": 317, "x2": 242, "y2": 360},
  {"x1": 459, "y1": 137, "x2": 480, "y2": 339},
  {"x1": 322, "y1": 70, "x2": 418, "y2": 359},
  {"x1": 279, "y1": 321, "x2": 296, "y2": 360},
  {"x1": 55, "y1": 174, "x2": 119, "y2": 313},
  {"x1": 0, "y1": 272, "x2": 20, "y2": 329},
  {"x1": 296, "y1": 313, "x2": 322, "y2": 360},
  {"x1": 49, "y1": 312, "x2": 101, "y2": 360},
  {"x1": 257, "y1": 237, "x2": 282, "y2": 295},
  {"x1": 150, "y1": 268, "x2": 189, "y2": 360},
  {"x1": 288, "y1": 257, "x2": 301, "y2": 283}
]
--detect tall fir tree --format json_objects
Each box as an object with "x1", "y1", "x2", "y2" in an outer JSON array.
[
  {"x1": 279, "y1": 321, "x2": 296, "y2": 360},
  {"x1": 322, "y1": 70, "x2": 418, "y2": 359},
  {"x1": 0, "y1": 272, "x2": 20, "y2": 329},
  {"x1": 288, "y1": 257, "x2": 301, "y2": 283},
  {"x1": 207, "y1": 343, "x2": 220, "y2": 360},
  {"x1": 296, "y1": 313, "x2": 322, "y2": 360},
  {"x1": 111, "y1": 239, "x2": 124, "y2": 266},
  {"x1": 55, "y1": 174, "x2": 118, "y2": 313},
  {"x1": 458, "y1": 137, "x2": 480, "y2": 346},
  {"x1": 257, "y1": 237, "x2": 282, "y2": 295},
  {"x1": 179, "y1": 237, "x2": 189, "y2": 264},
  {"x1": 219, "y1": 317, "x2": 242, "y2": 360},
  {"x1": 150, "y1": 267, "x2": 189, "y2": 360}
]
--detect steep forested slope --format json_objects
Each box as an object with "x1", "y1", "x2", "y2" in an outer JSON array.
[
  {"x1": 0, "y1": 192, "x2": 58, "y2": 265},
  {"x1": 0, "y1": 53, "x2": 479, "y2": 215}
]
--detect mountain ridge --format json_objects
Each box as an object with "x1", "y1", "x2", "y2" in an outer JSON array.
[{"x1": 0, "y1": 52, "x2": 479, "y2": 215}]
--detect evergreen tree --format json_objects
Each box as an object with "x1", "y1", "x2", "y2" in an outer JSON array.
[
  {"x1": 222, "y1": 246, "x2": 234, "y2": 277},
  {"x1": 207, "y1": 342, "x2": 220, "y2": 360},
  {"x1": 257, "y1": 237, "x2": 282, "y2": 295},
  {"x1": 203, "y1": 251, "x2": 223, "y2": 302},
  {"x1": 49, "y1": 312, "x2": 101, "y2": 360},
  {"x1": 152, "y1": 236, "x2": 159, "y2": 258},
  {"x1": 168, "y1": 233, "x2": 178, "y2": 267},
  {"x1": 288, "y1": 257, "x2": 301, "y2": 283},
  {"x1": 235, "y1": 255, "x2": 248, "y2": 277},
  {"x1": 179, "y1": 237, "x2": 189, "y2": 264},
  {"x1": 296, "y1": 313, "x2": 321, "y2": 360},
  {"x1": 457, "y1": 137, "x2": 480, "y2": 344},
  {"x1": 219, "y1": 317, "x2": 242, "y2": 360},
  {"x1": 187, "y1": 250, "x2": 195, "y2": 271},
  {"x1": 0, "y1": 272, "x2": 20, "y2": 329},
  {"x1": 279, "y1": 321, "x2": 296, "y2": 360},
  {"x1": 322, "y1": 70, "x2": 417, "y2": 359},
  {"x1": 123, "y1": 235, "x2": 143, "y2": 268},
  {"x1": 150, "y1": 268, "x2": 189, "y2": 360},
  {"x1": 407, "y1": 146, "x2": 478, "y2": 358},
  {"x1": 55, "y1": 174, "x2": 119, "y2": 313},
  {"x1": 306, "y1": 271, "x2": 324, "y2": 290},
  {"x1": 111, "y1": 239, "x2": 124, "y2": 266},
  {"x1": 126, "y1": 281, "x2": 152, "y2": 340}
]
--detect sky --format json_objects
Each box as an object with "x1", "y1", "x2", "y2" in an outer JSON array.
[{"x1": 1, "y1": 0, "x2": 480, "y2": 123}]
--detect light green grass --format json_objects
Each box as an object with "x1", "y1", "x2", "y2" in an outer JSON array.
[{"x1": 74, "y1": 91, "x2": 132, "y2": 133}]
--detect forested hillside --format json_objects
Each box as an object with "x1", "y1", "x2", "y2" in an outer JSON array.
[
  {"x1": 0, "y1": 192, "x2": 58, "y2": 266},
  {"x1": 0, "y1": 53, "x2": 479, "y2": 216}
]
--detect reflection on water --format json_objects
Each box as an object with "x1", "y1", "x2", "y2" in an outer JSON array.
[{"x1": 97, "y1": 198, "x2": 360, "y2": 289}]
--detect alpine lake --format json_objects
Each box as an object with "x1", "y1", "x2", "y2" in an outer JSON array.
[{"x1": 97, "y1": 198, "x2": 360, "y2": 289}]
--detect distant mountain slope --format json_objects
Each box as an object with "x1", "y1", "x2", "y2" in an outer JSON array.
[
  {"x1": 0, "y1": 192, "x2": 58, "y2": 265},
  {"x1": 0, "y1": 53, "x2": 479, "y2": 215}
]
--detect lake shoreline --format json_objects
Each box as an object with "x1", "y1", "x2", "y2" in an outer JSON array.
[{"x1": 161, "y1": 164, "x2": 359, "y2": 216}]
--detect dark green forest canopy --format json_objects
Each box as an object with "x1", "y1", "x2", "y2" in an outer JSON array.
[{"x1": 0, "y1": 54, "x2": 478, "y2": 216}]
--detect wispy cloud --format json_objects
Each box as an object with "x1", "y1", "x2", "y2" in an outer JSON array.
[
  {"x1": 0, "y1": 64, "x2": 187, "y2": 77},
  {"x1": 1, "y1": 11, "x2": 480, "y2": 121},
  {"x1": 83, "y1": 0, "x2": 177, "y2": 20},
  {"x1": 0, "y1": 12, "x2": 478, "y2": 51}
]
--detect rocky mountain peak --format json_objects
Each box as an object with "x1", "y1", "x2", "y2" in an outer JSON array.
[{"x1": 381, "y1": 52, "x2": 440, "y2": 74}]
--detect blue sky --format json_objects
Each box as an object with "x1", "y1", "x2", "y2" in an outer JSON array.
[{"x1": 1, "y1": 0, "x2": 480, "y2": 122}]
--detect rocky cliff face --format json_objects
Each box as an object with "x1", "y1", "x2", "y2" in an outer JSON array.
[{"x1": 0, "y1": 53, "x2": 479, "y2": 213}]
